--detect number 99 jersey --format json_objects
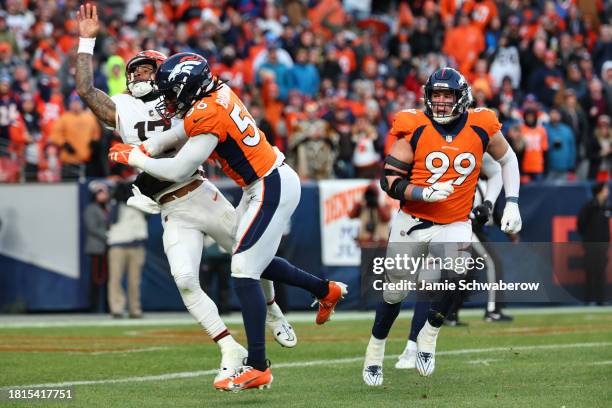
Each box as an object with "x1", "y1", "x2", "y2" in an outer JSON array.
[
  {"x1": 389, "y1": 108, "x2": 501, "y2": 224},
  {"x1": 182, "y1": 83, "x2": 280, "y2": 187}
]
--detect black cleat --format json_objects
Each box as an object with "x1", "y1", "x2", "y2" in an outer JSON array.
[{"x1": 484, "y1": 310, "x2": 513, "y2": 322}]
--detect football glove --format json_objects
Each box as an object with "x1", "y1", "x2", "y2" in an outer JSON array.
[
  {"x1": 472, "y1": 200, "x2": 493, "y2": 225},
  {"x1": 422, "y1": 181, "x2": 454, "y2": 202},
  {"x1": 108, "y1": 143, "x2": 149, "y2": 166},
  {"x1": 501, "y1": 202, "x2": 522, "y2": 234}
]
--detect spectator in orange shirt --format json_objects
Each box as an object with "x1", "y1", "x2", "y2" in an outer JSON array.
[
  {"x1": 442, "y1": 14, "x2": 484, "y2": 74},
  {"x1": 462, "y1": 0, "x2": 498, "y2": 31},
  {"x1": 50, "y1": 94, "x2": 100, "y2": 180},
  {"x1": 520, "y1": 108, "x2": 549, "y2": 181}
]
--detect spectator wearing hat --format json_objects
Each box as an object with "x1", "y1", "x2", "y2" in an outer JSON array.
[
  {"x1": 520, "y1": 108, "x2": 548, "y2": 181},
  {"x1": 0, "y1": 41, "x2": 21, "y2": 79},
  {"x1": 351, "y1": 113, "x2": 380, "y2": 179},
  {"x1": 544, "y1": 107, "x2": 576, "y2": 181},
  {"x1": 586, "y1": 115, "x2": 611, "y2": 181},
  {"x1": 84, "y1": 181, "x2": 110, "y2": 313},
  {"x1": 49, "y1": 93, "x2": 100, "y2": 180},
  {"x1": 528, "y1": 50, "x2": 563, "y2": 108},
  {"x1": 107, "y1": 182, "x2": 148, "y2": 319},
  {"x1": 104, "y1": 55, "x2": 127, "y2": 96},
  {"x1": 0, "y1": 12, "x2": 19, "y2": 56},
  {"x1": 577, "y1": 182, "x2": 610, "y2": 305}
]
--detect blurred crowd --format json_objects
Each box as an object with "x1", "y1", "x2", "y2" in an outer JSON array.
[{"x1": 0, "y1": 0, "x2": 610, "y2": 184}]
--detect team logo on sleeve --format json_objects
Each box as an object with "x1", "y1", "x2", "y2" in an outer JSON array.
[{"x1": 168, "y1": 61, "x2": 201, "y2": 81}]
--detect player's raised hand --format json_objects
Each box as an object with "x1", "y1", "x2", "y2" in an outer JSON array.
[
  {"x1": 76, "y1": 3, "x2": 100, "y2": 38},
  {"x1": 422, "y1": 180, "x2": 454, "y2": 202},
  {"x1": 501, "y1": 202, "x2": 522, "y2": 234}
]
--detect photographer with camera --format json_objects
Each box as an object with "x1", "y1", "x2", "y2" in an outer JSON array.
[{"x1": 349, "y1": 183, "x2": 391, "y2": 307}]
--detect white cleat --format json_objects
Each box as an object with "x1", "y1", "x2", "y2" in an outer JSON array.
[
  {"x1": 395, "y1": 340, "x2": 417, "y2": 369},
  {"x1": 362, "y1": 365, "x2": 383, "y2": 386},
  {"x1": 363, "y1": 335, "x2": 386, "y2": 386},
  {"x1": 415, "y1": 321, "x2": 440, "y2": 377},
  {"x1": 214, "y1": 345, "x2": 248, "y2": 383},
  {"x1": 266, "y1": 303, "x2": 297, "y2": 348}
]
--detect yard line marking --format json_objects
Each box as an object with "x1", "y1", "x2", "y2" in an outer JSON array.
[
  {"x1": 466, "y1": 359, "x2": 500, "y2": 366},
  {"x1": 1, "y1": 306, "x2": 611, "y2": 329},
  {"x1": 2, "y1": 341, "x2": 610, "y2": 390},
  {"x1": 591, "y1": 360, "x2": 612, "y2": 365}
]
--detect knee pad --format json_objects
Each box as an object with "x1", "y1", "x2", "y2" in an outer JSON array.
[{"x1": 173, "y1": 273, "x2": 201, "y2": 298}]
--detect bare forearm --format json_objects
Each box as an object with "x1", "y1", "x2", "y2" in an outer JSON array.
[{"x1": 75, "y1": 53, "x2": 116, "y2": 127}]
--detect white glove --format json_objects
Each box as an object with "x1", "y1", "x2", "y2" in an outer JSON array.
[
  {"x1": 422, "y1": 181, "x2": 454, "y2": 202},
  {"x1": 501, "y1": 201, "x2": 522, "y2": 234},
  {"x1": 126, "y1": 185, "x2": 161, "y2": 214}
]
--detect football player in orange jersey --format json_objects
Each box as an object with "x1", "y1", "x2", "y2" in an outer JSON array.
[
  {"x1": 107, "y1": 52, "x2": 347, "y2": 392},
  {"x1": 363, "y1": 68, "x2": 522, "y2": 386}
]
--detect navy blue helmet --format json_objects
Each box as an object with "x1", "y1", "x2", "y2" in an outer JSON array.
[
  {"x1": 154, "y1": 52, "x2": 214, "y2": 120},
  {"x1": 423, "y1": 67, "x2": 472, "y2": 124}
]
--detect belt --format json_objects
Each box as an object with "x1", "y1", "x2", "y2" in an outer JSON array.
[
  {"x1": 159, "y1": 179, "x2": 203, "y2": 205},
  {"x1": 406, "y1": 215, "x2": 443, "y2": 235}
]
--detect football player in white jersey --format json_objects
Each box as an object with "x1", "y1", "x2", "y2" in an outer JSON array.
[{"x1": 74, "y1": 3, "x2": 296, "y2": 384}]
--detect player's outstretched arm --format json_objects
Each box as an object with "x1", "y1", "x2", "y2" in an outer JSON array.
[
  {"x1": 75, "y1": 3, "x2": 116, "y2": 128},
  {"x1": 141, "y1": 126, "x2": 188, "y2": 157},
  {"x1": 487, "y1": 131, "x2": 522, "y2": 233},
  {"x1": 381, "y1": 138, "x2": 453, "y2": 203},
  {"x1": 109, "y1": 133, "x2": 218, "y2": 182}
]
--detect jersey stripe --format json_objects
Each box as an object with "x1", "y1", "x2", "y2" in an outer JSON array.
[
  {"x1": 234, "y1": 168, "x2": 281, "y2": 254},
  {"x1": 470, "y1": 125, "x2": 490, "y2": 151},
  {"x1": 216, "y1": 133, "x2": 259, "y2": 185},
  {"x1": 410, "y1": 125, "x2": 426, "y2": 152}
]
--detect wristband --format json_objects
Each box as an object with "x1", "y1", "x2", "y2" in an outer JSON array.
[{"x1": 78, "y1": 37, "x2": 96, "y2": 55}]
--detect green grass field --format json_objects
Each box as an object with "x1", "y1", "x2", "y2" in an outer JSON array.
[{"x1": 1, "y1": 309, "x2": 611, "y2": 408}]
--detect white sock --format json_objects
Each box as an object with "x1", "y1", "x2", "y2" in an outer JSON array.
[
  {"x1": 266, "y1": 301, "x2": 283, "y2": 319},
  {"x1": 487, "y1": 302, "x2": 496, "y2": 312},
  {"x1": 365, "y1": 335, "x2": 386, "y2": 366},
  {"x1": 406, "y1": 339, "x2": 417, "y2": 353},
  {"x1": 261, "y1": 279, "x2": 275, "y2": 304},
  {"x1": 417, "y1": 321, "x2": 440, "y2": 352},
  {"x1": 217, "y1": 335, "x2": 241, "y2": 353}
]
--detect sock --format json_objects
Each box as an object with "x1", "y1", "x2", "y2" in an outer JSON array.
[
  {"x1": 261, "y1": 278, "x2": 275, "y2": 304},
  {"x1": 364, "y1": 335, "x2": 386, "y2": 366},
  {"x1": 261, "y1": 257, "x2": 329, "y2": 299},
  {"x1": 216, "y1": 333, "x2": 241, "y2": 353},
  {"x1": 409, "y1": 301, "x2": 430, "y2": 342},
  {"x1": 232, "y1": 277, "x2": 267, "y2": 371},
  {"x1": 371, "y1": 301, "x2": 401, "y2": 340},
  {"x1": 487, "y1": 301, "x2": 496, "y2": 312}
]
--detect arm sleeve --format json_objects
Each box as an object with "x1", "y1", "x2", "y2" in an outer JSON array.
[
  {"x1": 480, "y1": 153, "x2": 503, "y2": 205},
  {"x1": 139, "y1": 133, "x2": 218, "y2": 182},
  {"x1": 142, "y1": 125, "x2": 188, "y2": 157},
  {"x1": 496, "y1": 146, "x2": 520, "y2": 200}
]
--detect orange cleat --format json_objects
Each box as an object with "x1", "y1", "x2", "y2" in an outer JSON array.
[
  {"x1": 214, "y1": 365, "x2": 273, "y2": 392},
  {"x1": 313, "y1": 281, "x2": 348, "y2": 325}
]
